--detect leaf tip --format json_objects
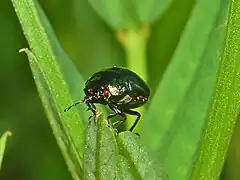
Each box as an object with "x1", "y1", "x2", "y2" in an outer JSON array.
[
  {"x1": 3, "y1": 131, "x2": 12, "y2": 137},
  {"x1": 19, "y1": 48, "x2": 28, "y2": 54}
]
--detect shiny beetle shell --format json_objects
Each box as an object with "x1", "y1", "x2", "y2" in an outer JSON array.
[{"x1": 84, "y1": 67, "x2": 150, "y2": 109}]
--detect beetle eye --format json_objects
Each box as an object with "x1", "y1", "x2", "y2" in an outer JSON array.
[
  {"x1": 103, "y1": 89, "x2": 109, "y2": 95},
  {"x1": 88, "y1": 89, "x2": 93, "y2": 95}
]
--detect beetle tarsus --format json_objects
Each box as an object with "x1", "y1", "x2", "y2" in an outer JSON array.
[
  {"x1": 135, "y1": 133, "x2": 140, "y2": 137},
  {"x1": 113, "y1": 127, "x2": 118, "y2": 136}
]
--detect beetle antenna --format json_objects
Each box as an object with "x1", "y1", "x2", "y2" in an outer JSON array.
[{"x1": 64, "y1": 101, "x2": 82, "y2": 112}]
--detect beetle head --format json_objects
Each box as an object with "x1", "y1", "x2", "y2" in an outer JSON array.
[{"x1": 83, "y1": 87, "x2": 110, "y2": 104}]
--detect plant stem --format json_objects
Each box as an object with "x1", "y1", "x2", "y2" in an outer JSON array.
[{"x1": 118, "y1": 27, "x2": 148, "y2": 131}]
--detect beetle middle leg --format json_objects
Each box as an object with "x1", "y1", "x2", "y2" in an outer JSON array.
[{"x1": 108, "y1": 104, "x2": 127, "y2": 131}]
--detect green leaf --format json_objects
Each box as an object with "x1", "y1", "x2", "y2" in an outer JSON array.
[
  {"x1": 139, "y1": 0, "x2": 231, "y2": 179},
  {"x1": 20, "y1": 49, "x2": 83, "y2": 179},
  {"x1": 83, "y1": 115, "x2": 168, "y2": 179},
  {"x1": 11, "y1": 0, "x2": 88, "y2": 178},
  {"x1": 88, "y1": 0, "x2": 133, "y2": 29},
  {"x1": 83, "y1": 114, "x2": 122, "y2": 179},
  {"x1": 0, "y1": 131, "x2": 12, "y2": 170},
  {"x1": 87, "y1": 0, "x2": 172, "y2": 29},
  {"x1": 190, "y1": 0, "x2": 240, "y2": 179},
  {"x1": 117, "y1": 132, "x2": 169, "y2": 180},
  {"x1": 117, "y1": 155, "x2": 135, "y2": 180},
  {"x1": 34, "y1": 1, "x2": 108, "y2": 120},
  {"x1": 136, "y1": 0, "x2": 172, "y2": 23},
  {"x1": 13, "y1": 0, "x2": 91, "y2": 122}
]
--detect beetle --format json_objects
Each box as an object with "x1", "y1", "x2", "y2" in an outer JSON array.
[{"x1": 64, "y1": 66, "x2": 150, "y2": 132}]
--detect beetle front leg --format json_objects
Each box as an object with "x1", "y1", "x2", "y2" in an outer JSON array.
[{"x1": 86, "y1": 102, "x2": 99, "y2": 123}]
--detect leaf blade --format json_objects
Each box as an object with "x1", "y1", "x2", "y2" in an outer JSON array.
[
  {"x1": 83, "y1": 115, "x2": 122, "y2": 180},
  {"x1": 191, "y1": 0, "x2": 240, "y2": 178},
  {"x1": 20, "y1": 48, "x2": 83, "y2": 179},
  {"x1": 139, "y1": 0, "x2": 231, "y2": 179},
  {"x1": 136, "y1": 0, "x2": 172, "y2": 23},
  {"x1": 88, "y1": 0, "x2": 132, "y2": 29},
  {"x1": 117, "y1": 132, "x2": 169, "y2": 180},
  {"x1": 11, "y1": 0, "x2": 88, "y2": 178},
  {"x1": 0, "y1": 131, "x2": 12, "y2": 170}
]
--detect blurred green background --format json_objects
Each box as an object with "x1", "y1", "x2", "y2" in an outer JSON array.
[{"x1": 0, "y1": 0, "x2": 239, "y2": 180}]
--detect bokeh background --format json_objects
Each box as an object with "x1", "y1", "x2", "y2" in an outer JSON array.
[{"x1": 0, "y1": 0, "x2": 239, "y2": 179}]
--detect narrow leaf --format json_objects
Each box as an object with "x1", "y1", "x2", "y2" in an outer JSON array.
[
  {"x1": 11, "y1": 0, "x2": 88, "y2": 177},
  {"x1": 83, "y1": 115, "x2": 121, "y2": 179},
  {"x1": 20, "y1": 49, "x2": 83, "y2": 179},
  {"x1": 83, "y1": 115, "x2": 168, "y2": 179},
  {"x1": 139, "y1": 0, "x2": 231, "y2": 179},
  {"x1": 117, "y1": 155, "x2": 135, "y2": 180},
  {"x1": 88, "y1": 0, "x2": 132, "y2": 29},
  {"x1": 191, "y1": 0, "x2": 240, "y2": 178},
  {"x1": 0, "y1": 131, "x2": 12, "y2": 170},
  {"x1": 12, "y1": 0, "x2": 91, "y2": 122},
  {"x1": 117, "y1": 132, "x2": 169, "y2": 180},
  {"x1": 136, "y1": 0, "x2": 172, "y2": 23}
]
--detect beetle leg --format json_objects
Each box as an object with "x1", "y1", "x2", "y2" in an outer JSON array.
[
  {"x1": 123, "y1": 109, "x2": 141, "y2": 132},
  {"x1": 111, "y1": 116, "x2": 126, "y2": 135},
  {"x1": 87, "y1": 104, "x2": 97, "y2": 112},
  {"x1": 86, "y1": 102, "x2": 98, "y2": 123},
  {"x1": 108, "y1": 112, "x2": 127, "y2": 126},
  {"x1": 107, "y1": 104, "x2": 126, "y2": 130}
]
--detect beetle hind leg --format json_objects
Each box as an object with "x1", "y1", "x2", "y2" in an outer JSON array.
[{"x1": 123, "y1": 109, "x2": 141, "y2": 132}]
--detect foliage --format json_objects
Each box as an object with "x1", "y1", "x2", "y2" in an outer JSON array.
[{"x1": 7, "y1": 0, "x2": 240, "y2": 179}]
